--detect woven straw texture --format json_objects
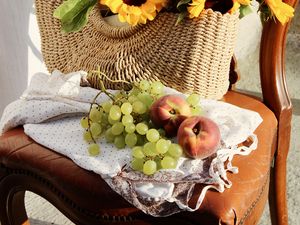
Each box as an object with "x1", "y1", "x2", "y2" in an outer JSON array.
[{"x1": 35, "y1": 0, "x2": 239, "y2": 99}]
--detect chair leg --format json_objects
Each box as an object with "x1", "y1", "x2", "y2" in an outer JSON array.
[
  {"x1": 269, "y1": 124, "x2": 291, "y2": 225},
  {"x1": 0, "y1": 173, "x2": 29, "y2": 225}
]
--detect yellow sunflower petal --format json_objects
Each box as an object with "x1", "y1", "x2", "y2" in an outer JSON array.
[
  {"x1": 237, "y1": 0, "x2": 250, "y2": 5},
  {"x1": 100, "y1": 0, "x2": 110, "y2": 5},
  {"x1": 148, "y1": 11, "x2": 157, "y2": 20},
  {"x1": 138, "y1": 15, "x2": 148, "y2": 24},
  {"x1": 141, "y1": 1, "x2": 157, "y2": 13},
  {"x1": 127, "y1": 13, "x2": 140, "y2": 25},
  {"x1": 109, "y1": 0, "x2": 123, "y2": 13},
  {"x1": 229, "y1": 0, "x2": 241, "y2": 14},
  {"x1": 118, "y1": 13, "x2": 127, "y2": 23},
  {"x1": 188, "y1": 0, "x2": 205, "y2": 18},
  {"x1": 188, "y1": 4, "x2": 204, "y2": 18},
  {"x1": 129, "y1": 6, "x2": 142, "y2": 16},
  {"x1": 148, "y1": 0, "x2": 165, "y2": 5},
  {"x1": 154, "y1": 3, "x2": 163, "y2": 11},
  {"x1": 103, "y1": 0, "x2": 163, "y2": 25},
  {"x1": 266, "y1": 0, "x2": 294, "y2": 24},
  {"x1": 121, "y1": 4, "x2": 130, "y2": 13}
]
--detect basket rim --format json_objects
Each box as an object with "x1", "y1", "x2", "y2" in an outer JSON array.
[{"x1": 90, "y1": 6, "x2": 239, "y2": 39}]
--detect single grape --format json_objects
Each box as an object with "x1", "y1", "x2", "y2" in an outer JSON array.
[
  {"x1": 143, "y1": 160, "x2": 157, "y2": 175},
  {"x1": 114, "y1": 135, "x2": 126, "y2": 149},
  {"x1": 90, "y1": 122, "x2": 102, "y2": 137},
  {"x1": 137, "y1": 93, "x2": 154, "y2": 108},
  {"x1": 161, "y1": 156, "x2": 177, "y2": 169},
  {"x1": 125, "y1": 133, "x2": 138, "y2": 147},
  {"x1": 105, "y1": 128, "x2": 115, "y2": 143},
  {"x1": 136, "y1": 123, "x2": 149, "y2": 135},
  {"x1": 122, "y1": 114, "x2": 133, "y2": 126},
  {"x1": 108, "y1": 116, "x2": 119, "y2": 125},
  {"x1": 191, "y1": 106, "x2": 202, "y2": 115},
  {"x1": 168, "y1": 144, "x2": 183, "y2": 158},
  {"x1": 90, "y1": 107, "x2": 102, "y2": 122},
  {"x1": 121, "y1": 102, "x2": 133, "y2": 115},
  {"x1": 139, "y1": 80, "x2": 150, "y2": 91},
  {"x1": 102, "y1": 102, "x2": 112, "y2": 113},
  {"x1": 131, "y1": 158, "x2": 144, "y2": 171},
  {"x1": 80, "y1": 117, "x2": 89, "y2": 129},
  {"x1": 187, "y1": 93, "x2": 200, "y2": 106},
  {"x1": 109, "y1": 105, "x2": 122, "y2": 121},
  {"x1": 156, "y1": 139, "x2": 170, "y2": 154},
  {"x1": 132, "y1": 101, "x2": 147, "y2": 114},
  {"x1": 111, "y1": 122, "x2": 124, "y2": 135},
  {"x1": 132, "y1": 146, "x2": 145, "y2": 159},
  {"x1": 128, "y1": 96, "x2": 139, "y2": 103},
  {"x1": 146, "y1": 129, "x2": 160, "y2": 143},
  {"x1": 83, "y1": 131, "x2": 93, "y2": 142},
  {"x1": 88, "y1": 143, "x2": 100, "y2": 156},
  {"x1": 143, "y1": 142, "x2": 157, "y2": 156},
  {"x1": 125, "y1": 123, "x2": 136, "y2": 134},
  {"x1": 150, "y1": 81, "x2": 164, "y2": 95}
]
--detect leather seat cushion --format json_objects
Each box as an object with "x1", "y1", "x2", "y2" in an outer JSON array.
[{"x1": 0, "y1": 91, "x2": 277, "y2": 224}]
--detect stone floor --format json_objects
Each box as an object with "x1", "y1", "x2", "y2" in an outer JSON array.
[{"x1": 3, "y1": 6, "x2": 300, "y2": 225}]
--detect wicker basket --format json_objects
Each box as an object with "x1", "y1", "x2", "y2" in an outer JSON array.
[{"x1": 35, "y1": 0, "x2": 239, "y2": 99}]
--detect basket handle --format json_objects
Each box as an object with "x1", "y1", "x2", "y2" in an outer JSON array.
[{"x1": 89, "y1": 3, "x2": 144, "y2": 39}]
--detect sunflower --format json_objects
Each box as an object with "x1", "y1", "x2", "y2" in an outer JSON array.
[
  {"x1": 100, "y1": 0, "x2": 167, "y2": 25},
  {"x1": 265, "y1": 0, "x2": 294, "y2": 24},
  {"x1": 187, "y1": 0, "x2": 206, "y2": 18}
]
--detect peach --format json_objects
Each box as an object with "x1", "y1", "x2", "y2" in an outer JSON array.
[
  {"x1": 150, "y1": 95, "x2": 192, "y2": 137},
  {"x1": 177, "y1": 116, "x2": 221, "y2": 159}
]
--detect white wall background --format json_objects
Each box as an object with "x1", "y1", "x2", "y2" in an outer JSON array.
[
  {"x1": 0, "y1": 0, "x2": 47, "y2": 116},
  {"x1": 0, "y1": 0, "x2": 261, "y2": 116}
]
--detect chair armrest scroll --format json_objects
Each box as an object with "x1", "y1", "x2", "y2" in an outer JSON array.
[{"x1": 259, "y1": 0, "x2": 298, "y2": 119}]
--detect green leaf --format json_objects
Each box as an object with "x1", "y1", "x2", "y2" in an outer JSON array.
[
  {"x1": 239, "y1": 5, "x2": 253, "y2": 19},
  {"x1": 54, "y1": 0, "x2": 81, "y2": 20},
  {"x1": 61, "y1": 4, "x2": 94, "y2": 33},
  {"x1": 53, "y1": 0, "x2": 97, "y2": 33},
  {"x1": 176, "y1": 11, "x2": 187, "y2": 25},
  {"x1": 54, "y1": 0, "x2": 97, "y2": 24},
  {"x1": 176, "y1": 0, "x2": 191, "y2": 12},
  {"x1": 63, "y1": 0, "x2": 96, "y2": 24}
]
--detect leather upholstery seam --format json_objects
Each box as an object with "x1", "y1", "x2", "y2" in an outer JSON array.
[{"x1": 4, "y1": 142, "x2": 34, "y2": 158}]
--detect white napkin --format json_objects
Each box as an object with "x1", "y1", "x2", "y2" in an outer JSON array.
[{"x1": 0, "y1": 71, "x2": 263, "y2": 214}]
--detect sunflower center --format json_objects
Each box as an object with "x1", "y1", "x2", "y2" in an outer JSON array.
[{"x1": 122, "y1": 0, "x2": 147, "y2": 6}]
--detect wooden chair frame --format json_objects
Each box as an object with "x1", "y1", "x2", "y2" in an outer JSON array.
[{"x1": 259, "y1": 0, "x2": 298, "y2": 223}]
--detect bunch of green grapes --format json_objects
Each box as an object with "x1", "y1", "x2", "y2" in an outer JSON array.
[
  {"x1": 80, "y1": 80, "x2": 165, "y2": 156},
  {"x1": 131, "y1": 139, "x2": 183, "y2": 175},
  {"x1": 80, "y1": 77, "x2": 202, "y2": 176}
]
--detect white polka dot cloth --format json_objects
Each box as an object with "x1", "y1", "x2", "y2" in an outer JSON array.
[{"x1": 0, "y1": 71, "x2": 263, "y2": 216}]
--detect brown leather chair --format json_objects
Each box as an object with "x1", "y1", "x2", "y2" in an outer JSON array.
[{"x1": 0, "y1": 0, "x2": 298, "y2": 224}]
